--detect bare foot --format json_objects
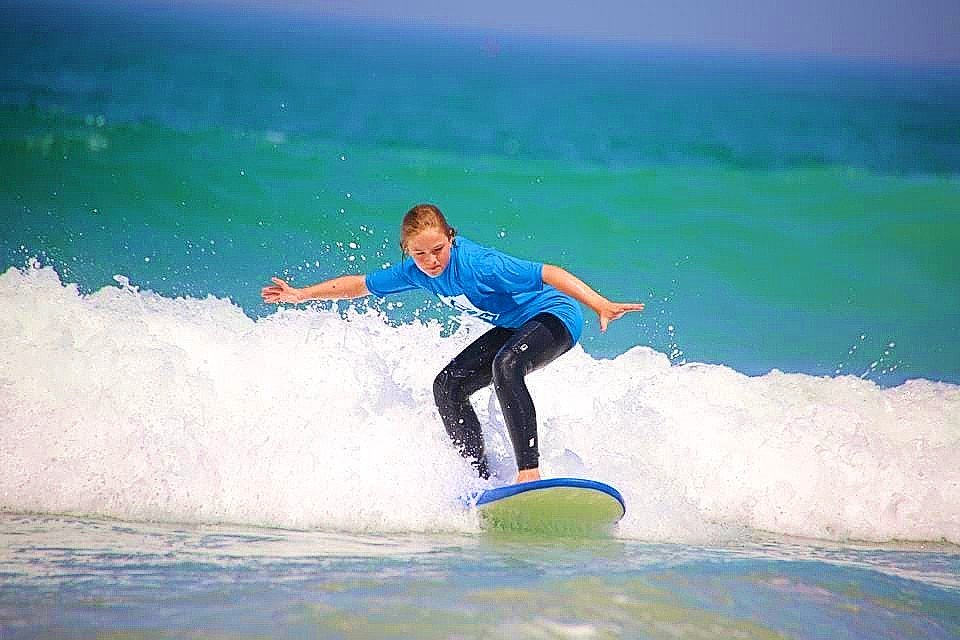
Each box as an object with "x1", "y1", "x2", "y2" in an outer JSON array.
[{"x1": 516, "y1": 468, "x2": 541, "y2": 484}]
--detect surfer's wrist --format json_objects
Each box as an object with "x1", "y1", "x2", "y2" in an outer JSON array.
[{"x1": 590, "y1": 296, "x2": 611, "y2": 315}]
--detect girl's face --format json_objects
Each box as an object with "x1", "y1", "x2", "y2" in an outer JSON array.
[{"x1": 406, "y1": 227, "x2": 452, "y2": 278}]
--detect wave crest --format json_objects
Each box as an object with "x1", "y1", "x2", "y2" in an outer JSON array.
[{"x1": 2, "y1": 265, "x2": 958, "y2": 544}]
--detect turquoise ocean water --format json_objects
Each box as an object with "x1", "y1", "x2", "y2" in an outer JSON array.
[{"x1": 1, "y1": 2, "x2": 959, "y2": 638}]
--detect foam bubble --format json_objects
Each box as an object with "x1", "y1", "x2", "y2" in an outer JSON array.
[{"x1": 1, "y1": 265, "x2": 958, "y2": 544}]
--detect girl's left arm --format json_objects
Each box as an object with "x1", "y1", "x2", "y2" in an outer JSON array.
[{"x1": 541, "y1": 264, "x2": 645, "y2": 332}]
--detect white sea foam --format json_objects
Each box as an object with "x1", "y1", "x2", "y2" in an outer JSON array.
[{"x1": 2, "y1": 265, "x2": 958, "y2": 544}]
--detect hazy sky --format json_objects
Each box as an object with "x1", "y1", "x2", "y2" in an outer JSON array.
[
  {"x1": 29, "y1": 0, "x2": 960, "y2": 66},
  {"x1": 355, "y1": 1, "x2": 960, "y2": 65},
  {"x1": 158, "y1": 0, "x2": 960, "y2": 66}
]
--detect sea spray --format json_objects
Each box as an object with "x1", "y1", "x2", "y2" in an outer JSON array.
[{"x1": 2, "y1": 264, "x2": 958, "y2": 543}]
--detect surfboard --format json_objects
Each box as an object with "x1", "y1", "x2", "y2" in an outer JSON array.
[{"x1": 471, "y1": 477, "x2": 625, "y2": 536}]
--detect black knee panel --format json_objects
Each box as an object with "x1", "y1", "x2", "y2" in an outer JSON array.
[
  {"x1": 433, "y1": 367, "x2": 458, "y2": 405},
  {"x1": 491, "y1": 344, "x2": 525, "y2": 389}
]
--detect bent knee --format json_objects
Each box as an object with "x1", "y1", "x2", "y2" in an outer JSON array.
[
  {"x1": 433, "y1": 367, "x2": 465, "y2": 403},
  {"x1": 492, "y1": 346, "x2": 523, "y2": 385},
  {"x1": 433, "y1": 368, "x2": 451, "y2": 401}
]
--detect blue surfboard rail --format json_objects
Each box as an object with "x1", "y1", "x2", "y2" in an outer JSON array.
[{"x1": 475, "y1": 477, "x2": 625, "y2": 516}]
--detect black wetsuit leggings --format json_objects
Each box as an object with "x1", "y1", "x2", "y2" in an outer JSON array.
[{"x1": 433, "y1": 313, "x2": 575, "y2": 479}]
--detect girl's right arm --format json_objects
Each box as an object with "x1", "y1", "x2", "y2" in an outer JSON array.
[{"x1": 261, "y1": 275, "x2": 369, "y2": 304}]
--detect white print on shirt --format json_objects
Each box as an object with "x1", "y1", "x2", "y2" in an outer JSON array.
[{"x1": 437, "y1": 294, "x2": 500, "y2": 323}]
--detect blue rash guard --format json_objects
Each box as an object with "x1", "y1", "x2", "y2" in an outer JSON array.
[{"x1": 364, "y1": 237, "x2": 583, "y2": 343}]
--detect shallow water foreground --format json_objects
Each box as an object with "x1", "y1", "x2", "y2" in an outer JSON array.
[{"x1": 1, "y1": 514, "x2": 957, "y2": 639}]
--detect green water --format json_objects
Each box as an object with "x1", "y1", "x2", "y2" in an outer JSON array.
[{"x1": 4, "y1": 102, "x2": 959, "y2": 382}]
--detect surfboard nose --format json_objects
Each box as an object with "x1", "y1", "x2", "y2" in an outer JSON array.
[{"x1": 470, "y1": 478, "x2": 625, "y2": 537}]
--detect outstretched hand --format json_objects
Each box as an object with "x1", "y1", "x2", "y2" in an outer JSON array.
[
  {"x1": 261, "y1": 277, "x2": 302, "y2": 304},
  {"x1": 597, "y1": 300, "x2": 645, "y2": 332}
]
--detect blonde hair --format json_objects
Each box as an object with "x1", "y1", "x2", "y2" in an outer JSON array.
[{"x1": 400, "y1": 204, "x2": 456, "y2": 255}]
